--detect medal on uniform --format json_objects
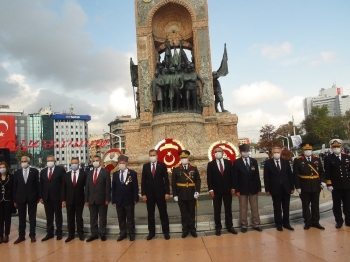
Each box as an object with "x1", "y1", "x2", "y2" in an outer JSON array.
[{"x1": 251, "y1": 166, "x2": 255, "y2": 171}]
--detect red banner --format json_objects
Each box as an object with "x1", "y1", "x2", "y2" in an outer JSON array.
[
  {"x1": 0, "y1": 115, "x2": 16, "y2": 151},
  {"x1": 155, "y1": 138, "x2": 184, "y2": 170}
]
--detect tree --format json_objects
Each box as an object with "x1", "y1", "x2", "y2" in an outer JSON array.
[
  {"x1": 258, "y1": 124, "x2": 282, "y2": 152},
  {"x1": 16, "y1": 150, "x2": 33, "y2": 162},
  {"x1": 342, "y1": 110, "x2": 350, "y2": 141}
]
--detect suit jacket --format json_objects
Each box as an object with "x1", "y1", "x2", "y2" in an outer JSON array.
[
  {"x1": 172, "y1": 164, "x2": 201, "y2": 200},
  {"x1": 13, "y1": 167, "x2": 40, "y2": 204},
  {"x1": 85, "y1": 167, "x2": 111, "y2": 205},
  {"x1": 233, "y1": 157, "x2": 261, "y2": 195},
  {"x1": 112, "y1": 169, "x2": 139, "y2": 207},
  {"x1": 0, "y1": 173, "x2": 13, "y2": 201},
  {"x1": 264, "y1": 158, "x2": 294, "y2": 195},
  {"x1": 141, "y1": 161, "x2": 170, "y2": 198},
  {"x1": 61, "y1": 169, "x2": 87, "y2": 206},
  {"x1": 324, "y1": 153, "x2": 350, "y2": 190},
  {"x1": 40, "y1": 165, "x2": 66, "y2": 202},
  {"x1": 207, "y1": 158, "x2": 234, "y2": 195},
  {"x1": 293, "y1": 155, "x2": 325, "y2": 192}
]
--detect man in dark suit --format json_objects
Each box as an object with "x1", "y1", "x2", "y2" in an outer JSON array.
[
  {"x1": 207, "y1": 146, "x2": 237, "y2": 236},
  {"x1": 293, "y1": 143, "x2": 326, "y2": 230},
  {"x1": 264, "y1": 147, "x2": 295, "y2": 231},
  {"x1": 141, "y1": 149, "x2": 170, "y2": 240},
  {"x1": 172, "y1": 150, "x2": 201, "y2": 238},
  {"x1": 233, "y1": 144, "x2": 262, "y2": 233},
  {"x1": 112, "y1": 155, "x2": 139, "y2": 242},
  {"x1": 324, "y1": 139, "x2": 350, "y2": 228},
  {"x1": 39, "y1": 155, "x2": 66, "y2": 241},
  {"x1": 61, "y1": 157, "x2": 87, "y2": 242},
  {"x1": 13, "y1": 156, "x2": 40, "y2": 244},
  {"x1": 85, "y1": 155, "x2": 111, "y2": 242}
]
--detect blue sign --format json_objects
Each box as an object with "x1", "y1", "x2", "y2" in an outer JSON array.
[{"x1": 52, "y1": 114, "x2": 91, "y2": 121}]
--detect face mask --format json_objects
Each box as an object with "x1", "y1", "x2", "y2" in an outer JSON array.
[
  {"x1": 150, "y1": 156, "x2": 157, "y2": 163},
  {"x1": 119, "y1": 164, "x2": 126, "y2": 171},
  {"x1": 273, "y1": 153, "x2": 281, "y2": 160},
  {"x1": 214, "y1": 152, "x2": 223, "y2": 159},
  {"x1": 0, "y1": 168, "x2": 6, "y2": 174},
  {"x1": 70, "y1": 164, "x2": 79, "y2": 171},
  {"x1": 180, "y1": 158, "x2": 188, "y2": 165},
  {"x1": 47, "y1": 161, "x2": 55, "y2": 168},
  {"x1": 333, "y1": 148, "x2": 341, "y2": 154},
  {"x1": 304, "y1": 150, "x2": 312, "y2": 157},
  {"x1": 241, "y1": 152, "x2": 249, "y2": 158},
  {"x1": 21, "y1": 162, "x2": 29, "y2": 169},
  {"x1": 92, "y1": 161, "x2": 100, "y2": 168}
]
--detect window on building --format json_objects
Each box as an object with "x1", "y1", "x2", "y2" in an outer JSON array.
[
  {"x1": 76, "y1": 150, "x2": 79, "y2": 153},
  {"x1": 71, "y1": 132, "x2": 73, "y2": 135},
  {"x1": 62, "y1": 157, "x2": 65, "y2": 161},
  {"x1": 81, "y1": 156, "x2": 83, "y2": 160},
  {"x1": 61, "y1": 131, "x2": 64, "y2": 135},
  {"x1": 72, "y1": 151, "x2": 74, "y2": 154},
  {"x1": 71, "y1": 138, "x2": 74, "y2": 141},
  {"x1": 57, "y1": 158, "x2": 59, "y2": 161},
  {"x1": 81, "y1": 150, "x2": 83, "y2": 153},
  {"x1": 62, "y1": 151, "x2": 64, "y2": 154},
  {"x1": 76, "y1": 138, "x2": 78, "y2": 141},
  {"x1": 56, "y1": 151, "x2": 59, "y2": 154},
  {"x1": 56, "y1": 132, "x2": 58, "y2": 135}
]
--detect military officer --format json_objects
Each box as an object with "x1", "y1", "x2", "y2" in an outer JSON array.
[
  {"x1": 324, "y1": 139, "x2": 350, "y2": 228},
  {"x1": 293, "y1": 143, "x2": 326, "y2": 230},
  {"x1": 172, "y1": 150, "x2": 201, "y2": 238}
]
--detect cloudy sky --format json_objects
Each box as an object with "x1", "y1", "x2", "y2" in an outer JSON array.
[{"x1": 1, "y1": 0, "x2": 350, "y2": 142}]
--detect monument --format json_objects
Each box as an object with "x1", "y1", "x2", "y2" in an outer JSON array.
[{"x1": 125, "y1": 0, "x2": 239, "y2": 190}]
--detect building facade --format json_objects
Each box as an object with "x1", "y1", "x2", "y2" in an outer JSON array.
[
  {"x1": 88, "y1": 133, "x2": 110, "y2": 162},
  {"x1": 108, "y1": 115, "x2": 132, "y2": 154}
]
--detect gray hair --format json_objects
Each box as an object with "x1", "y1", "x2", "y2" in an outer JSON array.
[
  {"x1": 272, "y1": 147, "x2": 282, "y2": 151},
  {"x1": 21, "y1": 156, "x2": 30, "y2": 162}
]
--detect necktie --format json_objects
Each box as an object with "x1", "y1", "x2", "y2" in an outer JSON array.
[
  {"x1": 93, "y1": 168, "x2": 98, "y2": 185},
  {"x1": 308, "y1": 157, "x2": 311, "y2": 162},
  {"x1": 245, "y1": 159, "x2": 250, "y2": 172},
  {"x1": 73, "y1": 171, "x2": 77, "y2": 187},
  {"x1": 276, "y1": 160, "x2": 281, "y2": 173},
  {"x1": 48, "y1": 168, "x2": 53, "y2": 181},
  {"x1": 219, "y1": 160, "x2": 224, "y2": 175},
  {"x1": 184, "y1": 165, "x2": 187, "y2": 170},
  {"x1": 24, "y1": 169, "x2": 28, "y2": 183},
  {"x1": 152, "y1": 163, "x2": 155, "y2": 178},
  {"x1": 120, "y1": 171, "x2": 124, "y2": 185}
]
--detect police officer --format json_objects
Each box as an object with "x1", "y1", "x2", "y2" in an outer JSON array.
[
  {"x1": 172, "y1": 150, "x2": 201, "y2": 238},
  {"x1": 324, "y1": 139, "x2": 350, "y2": 228},
  {"x1": 293, "y1": 143, "x2": 326, "y2": 230}
]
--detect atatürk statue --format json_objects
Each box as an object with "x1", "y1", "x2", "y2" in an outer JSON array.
[{"x1": 213, "y1": 44, "x2": 229, "y2": 113}]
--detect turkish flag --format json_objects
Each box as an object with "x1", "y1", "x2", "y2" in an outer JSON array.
[{"x1": 0, "y1": 115, "x2": 16, "y2": 151}]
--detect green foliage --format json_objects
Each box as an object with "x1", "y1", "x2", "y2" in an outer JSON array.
[{"x1": 16, "y1": 150, "x2": 33, "y2": 162}]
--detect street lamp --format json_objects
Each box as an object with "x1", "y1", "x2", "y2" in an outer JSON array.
[
  {"x1": 103, "y1": 129, "x2": 122, "y2": 152},
  {"x1": 277, "y1": 135, "x2": 290, "y2": 150}
]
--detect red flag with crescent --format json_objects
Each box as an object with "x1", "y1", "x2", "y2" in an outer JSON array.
[
  {"x1": 208, "y1": 141, "x2": 240, "y2": 164},
  {"x1": 0, "y1": 115, "x2": 16, "y2": 151},
  {"x1": 155, "y1": 138, "x2": 184, "y2": 169}
]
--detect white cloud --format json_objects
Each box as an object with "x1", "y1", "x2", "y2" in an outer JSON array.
[
  {"x1": 284, "y1": 96, "x2": 305, "y2": 125},
  {"x1": 259, "y1": 42, "x2": 292, "y2": 59},
  {"x1": 231, "y1": 81, "x2": 285, "y2": 107},
  {"x1": 108, "y1": 88, "x2": 136, "y2": 116},
  {"x1": 309, "y1": 51, "x2": 335, "y2": 67}
]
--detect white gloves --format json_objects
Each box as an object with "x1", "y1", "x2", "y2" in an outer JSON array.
[
  {"x1": 321, "y1": 182, "x2": 326, "y2": 188},
  {"x1": 327, "y1": 186, "x2": 334, "y2": 192},
  {"x1": 174, "y1": 196, "x2": 178, "y2": 202},
  {"x1": 296, "y1": 189, "x2": 301, "y2": 194},
  {"x1": 194, "y1": 192, "x2": 199, "y2": 199}
]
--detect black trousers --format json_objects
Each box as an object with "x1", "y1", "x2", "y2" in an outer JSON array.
[
  {"x1": 178, "y1": 199, "x2": 196, "y2": 232},
  {"x1": 271, "y1": 185, "x2": 291, "y2": 226},
  {"x1": 43, "y1": 200, "x2": 63, "y2": 236},
  {"x1": 66, "y1": 204, "x2": 84, "y2": 237},
  {"x1": 300, "y1": 191, "x2": 320, "y2": 225},
  {"x1": 89, "y1": 203, "x2": 108, "y2": 237},
  {"x1": 116, "y1": 204, "x2": 135, "y2": 236},
  {"x1": 332, "y1": 188, "x2": 350, "y2": 225},
  {"x1": 0, "y1": 201, "x2": 13, "y2": 236},
  {"x1": 213, "y1": 193, "x2": 233, "y2": 229},
  {"x1": 146, "y1": 195, "x2": 169, "y2": 234},
  {"x1": 17, "y1": 202, "x2": 37, "y2": 237}
]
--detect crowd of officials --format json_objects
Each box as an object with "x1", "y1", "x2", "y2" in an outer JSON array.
[{"x1": 0, "y1": 138, "x2": 349, "y2": 244}]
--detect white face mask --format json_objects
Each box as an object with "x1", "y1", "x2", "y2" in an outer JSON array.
[
  {"x1": 119, "y1": 163, "x2": 126, "y2": 171},
  {"x1": 0, "y1": 168, "x2": 6, "y2": 174},
  {"x1": 304, "y1": 150, "x2": 312, "y2": 157},
  {"x1": 273, "y1": 153, "x2": 281, "y2": 160},
  {"x1": 92, "y1": 161, "x2": 100, "y2": 168},
  {"x1": 47, "y1": 161, "x2": 55, "y2": 168},
  {"x1": 333, "y1": 148, "x2": 341, "y2": 154},
  {"x1": 180, "y1": 158, "x2": 188, "y2": 165},
  {"x1": 241, "y1": 152, "x2": 249, "y2": 158},
  {"x1": 21, "y1": 162, "x2": 29, "y2": 169},
  {"x1": 214, "y1": 152, "x2": 223, "y2": 159},
  {"x1": 149, "y1": 156, "x2": 157, "y2": 163}
]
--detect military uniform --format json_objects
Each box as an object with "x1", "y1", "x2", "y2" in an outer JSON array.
[
  {"x1": 324, "y1": 139, "x2": 350, "y2": 227},
  {"x1": 172, "y1": 151, "x2": 201, "y2": 237},
  {"x1": 293, "y1": 145, "x2": 325, "y2": 228}
]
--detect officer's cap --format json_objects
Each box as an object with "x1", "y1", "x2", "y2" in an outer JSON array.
[
  {"x1": 117, "y1": 155, "x2": 129, "y2": 162},
  {"x1": 301, "y1": 143, "x2": 313, "y2": 150},
  {"x1": 178, "y1": 150, "x2": 190, "y2": 158},
  {"x1": 239, "y1": 144, "x2": 250, "y2": 152},
  {"x1": 329, "y1": 139, "x2": 343, "y2": 147}
]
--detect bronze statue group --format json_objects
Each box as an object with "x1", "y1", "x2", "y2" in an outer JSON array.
[{"x1": 0, "y1": 138, "x2": 349, "y2": 244}]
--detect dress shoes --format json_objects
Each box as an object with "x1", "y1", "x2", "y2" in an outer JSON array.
[
  {"x1": 117, "y1": 235, "x2": 127, "y2": 242},
  {"x1": 14, "y1": 237, "x2": 26, "y2": 244},
  {"x1": 190, "y1": 230, "x2": 198, "y2": 238},
  {"x1": 41, "y1": 235, "x2": 54, "y2": 242},
  {"x1": 30, "y1": 236, "x2": 36, "y2": 243},
  {"x1": 253, "y1": 227, "x2": 263, "y2": 232},
  {"x1": 65, "y1": 236, "x2": 75, "y2": 243},
  {"x1": 129, "y1": 235, "x2": 135, "y2": 241},
  {"x1": 227, "y1": 227, "x2": 238, "y2": 235},
  {"x1": 276, "y1": 226, "x2": 283, "y2": 231},
  {"x1": 101, "y1": 236, "x2": 107, "y2": 241},
  {"x1": 181, "y1": 231, "x2": 189, "y2": 238},
  {"x1": 3, "y1": 236, "x2": 9, "y2": 243},
  {"x1": 311, "y1": 223, "x2": 325, "y2": 230},
  {"x1": 241, "y1": 228, "x2": 247, "y2": 233},
  {"x1": 78, "y1": 235, "x2": 85, "y2": 241},
  {"x1": 335, "y1": 223, "x2": 342, "y2": 229},
  {"x1": 345, "y1": 223, "x2": 350, "y2": 227},
  {"x1": 283, "y1": 224, "x2": 294, "y2": 231},
  {"x1": 57, "y1": 235, "x2": 62, "y2": 240},
  {"x1": 304, "y1": 225, "x2": 310, "y2": 230},
  {"x1": 146, "y1": 234, "x2": 155, "y2": 241},
  {"x1": 164, "y1": 233, "x2": 170, "y2": 240},
  {"x1": 86, "y1": 235, "x2": 99, "y2": 242},
  {"x1": 215, "y1": 229, "x2": 221, "y2": 236}
]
